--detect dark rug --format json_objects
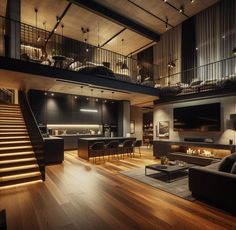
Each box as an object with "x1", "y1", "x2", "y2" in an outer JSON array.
[{"x1": 120, "y1": 167, "x2": 195, "y2": 201}]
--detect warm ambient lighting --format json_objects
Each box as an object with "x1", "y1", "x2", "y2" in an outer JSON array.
[
  {"x1": 80, "y1": 109, "x2": 98, "y2": 113},
  {"x1": 47, "y1": 124, "x2": 100, "y2": 128}
]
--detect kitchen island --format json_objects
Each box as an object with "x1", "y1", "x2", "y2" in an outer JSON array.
[{"x1": 78, "y1": 137, "x2": 136, "y2": 160}]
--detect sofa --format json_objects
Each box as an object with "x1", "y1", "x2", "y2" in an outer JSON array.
[{"x1": 189, "y1": 153, "x2": 236, "y2": 215}]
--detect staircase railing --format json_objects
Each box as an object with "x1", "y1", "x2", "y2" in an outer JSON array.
[{"x1": 18, "y1": 90, "x2": 45, "y2": 181}]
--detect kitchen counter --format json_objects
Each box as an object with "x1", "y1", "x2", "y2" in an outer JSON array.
[
  {"x1": 54, "y1": 134, "x2": 103, "y2": 150},
  {"x1": 43, "y1": 136, "x2": 64, "y2": 164},
  {"x1": 78, "y1": 137, "x2": 136, "y2": 160}
]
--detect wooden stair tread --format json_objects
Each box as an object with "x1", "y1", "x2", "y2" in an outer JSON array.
[
  {"x1": 0, "y1": 157, "x2": 36, "y2": 164},
  {"x1": 0, "y1": 140, "x2": 31, "y2": 145},
  {"x1": 0, "y1": 176, "x2": 42, "y2": 188},
  {"x1": 0, "y1": 145, "x2": 33, "y2": 151},
  {"x1": 0, "y1": 171, "x2": 41, "y2": 182},
  {"x1": 0, "y1": 136, "x2": 29, "y2": 140},
  {"x1": 0, "y1": 167, "x2": 39, "y2": 177},
  {"x1": 0, "y1": 151, "x2": 34, "y2": 156},
  {"x1": 0, "y1": 164, "x2": 39, "y2": 172}
]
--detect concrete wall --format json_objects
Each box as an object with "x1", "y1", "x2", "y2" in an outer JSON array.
[
  {"x1": 154, "y1": 95, "x2": 236, "y2": 144},
  {"x1": 130, "y1": 106, "x2": 143, "y2": 141}
]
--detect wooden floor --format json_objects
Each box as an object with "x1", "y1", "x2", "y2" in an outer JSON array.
[{"x1": 1, "y1": 148, "x2": 236, "y2": 230}]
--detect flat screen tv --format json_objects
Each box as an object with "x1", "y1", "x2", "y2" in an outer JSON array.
[{"x1": 173, "y1": 103, "x2": 221, "y2": 131}]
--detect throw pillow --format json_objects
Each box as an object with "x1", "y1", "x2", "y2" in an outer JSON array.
[
  {"x1": 218, "y1": 152, "x2": 236, "y2": 172},
  {"x1": 231, "y1": 162, "x2": 236, "y2": 174}
]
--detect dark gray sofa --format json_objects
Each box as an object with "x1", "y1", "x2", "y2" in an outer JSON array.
[{"x1": 189, "y1": 162, "x2": 236, "y2": 215}]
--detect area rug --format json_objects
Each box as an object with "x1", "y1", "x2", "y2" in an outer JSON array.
[{"x1": 120, "y1": 167, "x2": 195, "y2": 201}]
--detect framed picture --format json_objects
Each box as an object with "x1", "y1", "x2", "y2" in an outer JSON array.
[
  {"x1": 130, "y1": 120, "x2": 135, "y2": 134},
  {"x1": 157, "y1": 121, "x2": 169, "y2": 138}
]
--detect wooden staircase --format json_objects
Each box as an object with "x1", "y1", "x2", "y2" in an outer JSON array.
[{"x1": 0, "y1": 104, "x2": 42, "y2": 189}]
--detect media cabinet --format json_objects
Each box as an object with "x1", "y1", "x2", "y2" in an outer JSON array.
[{"x1": 153, "y1": 140, "x2": 235, "y2": 166}]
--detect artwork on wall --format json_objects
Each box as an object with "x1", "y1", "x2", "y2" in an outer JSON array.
[
  {"x1": 157, "y1": 121, "x2": 169, "y2": 138},
  {"x1": 130, "y1": 120, "x2": 135, "y2": 134}
]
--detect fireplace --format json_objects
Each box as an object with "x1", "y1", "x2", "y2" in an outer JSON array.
[{"x1": 170, "y1": 144, "x2": 231, "y2": 160}]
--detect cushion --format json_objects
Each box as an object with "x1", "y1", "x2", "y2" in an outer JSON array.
[
  {"x1": 190, "y1": 78, "x2": 202, "y2": 88},
  {"x1": 231, "y1": 162, "x2": 236, "y2": 174},
  {"x1": 218, "y1": 152, "x2": 236, "y2": 172}
]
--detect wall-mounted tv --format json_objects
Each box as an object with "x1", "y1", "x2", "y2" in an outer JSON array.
[{"x1": 173, "y1": 103, "x2": 221, "y2": 132}]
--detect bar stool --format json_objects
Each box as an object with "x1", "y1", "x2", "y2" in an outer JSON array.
[
  {"x1": 89, "y1": 142, "x2": 105, "y2": 163},
  {"x1": 119, "y1": 140, "x2": 134, "y2": 159},
  {"x1": 105, "y1": 141, "x2": 119, "y2": 160},
  {"x1": 132, "y1": 140, "x2": 142, "y2": 157}
]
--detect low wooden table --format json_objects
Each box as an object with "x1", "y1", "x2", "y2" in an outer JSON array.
[{"x1": 145, "y1": 163, "x2": 194, "y2": 182}]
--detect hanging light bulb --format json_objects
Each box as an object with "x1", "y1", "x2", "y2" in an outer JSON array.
[
  {"x1": 35, "y1": 8, "x2": 41, "y2": 42},
  {"x1": 121, "y1": 38, "x2": 128, "y2": 70}
]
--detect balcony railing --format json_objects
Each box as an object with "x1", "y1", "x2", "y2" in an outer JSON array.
[
  {"x1": 156, "y1": 56, "x2": 236, "y2": 97},
  {"x1": 0, "y1": 15, "x2": 235, "y2": 96},
  {"x1": 0, "y1": 15, "x2": 158, "y2": 88}
]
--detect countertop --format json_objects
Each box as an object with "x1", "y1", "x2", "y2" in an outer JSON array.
[{"x1": 43, "y1": 136, "x2": 64, "y2": 140}]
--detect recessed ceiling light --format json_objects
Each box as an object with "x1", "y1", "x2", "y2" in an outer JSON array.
[
  {"x1": 51, "y1": 93, "x2": 54, "y2": 96},
  {"x1": 74, "y1": 96, "x2": 77, "y2": 99},
  {"x1": 86, "y1": 98, "x2": 89, "y2": 100}
]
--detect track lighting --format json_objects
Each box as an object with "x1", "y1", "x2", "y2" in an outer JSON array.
[
  {"x1": 165, "y1": 17, "x2": 168, "y2": 30},
  {"x1": 179, "y1": 5, "x2": 184, "y2": 13}
]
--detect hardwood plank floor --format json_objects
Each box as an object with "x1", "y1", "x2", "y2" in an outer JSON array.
[{"x1": 1, "y1": 148, "x2": 236, "y2": 230}]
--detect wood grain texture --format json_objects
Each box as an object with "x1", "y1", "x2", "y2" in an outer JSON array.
[{"x1": 0, "y1": 148, "x2": 236, "y2": 229}]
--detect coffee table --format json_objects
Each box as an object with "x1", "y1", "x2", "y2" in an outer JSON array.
[{"x1": 145, "y1": 163, "x2": 194, "y2": 182}]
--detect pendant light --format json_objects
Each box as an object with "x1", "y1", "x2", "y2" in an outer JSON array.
[
  {"x1": 121, "y1": 39, "x2": 128, "y2": 70},
  {"x1": 35, "y1": 8, "x2": 41, "y2": 42},
  {"x1": 233, "y1": 47, "x2": 236, "y2": 56}
]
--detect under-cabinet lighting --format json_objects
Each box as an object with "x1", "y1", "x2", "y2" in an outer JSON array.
[
  {"x1": 47, "y1": 124, "x2": 100, "y2": 128},
  {"x1": 80, "y1": 109, "x2": 98, "y2": 113}
]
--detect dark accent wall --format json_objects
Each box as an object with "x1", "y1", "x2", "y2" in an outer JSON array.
[
  {"x1": 28, "y1": 90, "x2": 118, "y2": 125},
  {"x1": 137, "y1": 46, "x2": 154, "y2": 81},
  {"x1": 181, "y1": 17, "x2": 196, "y2": 83}
]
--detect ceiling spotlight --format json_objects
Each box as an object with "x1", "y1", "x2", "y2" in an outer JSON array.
[
  {"x1": 179, "y1": 5, "x2": 184, "y2": 13},
  {"x1": 95, "y1": 98, "x2": 98, "y2": 102},
  {"x1": 56, "y1": 16, "x2": 60, "y2": 22},
  {"x1": 190, "y1": 0, "x2": 195, "y2": 3},
  {"x1": 104, "y1": 100, "x2": 107, "y2": 103},
  {"x1": 44, "y1": 92, "x2": 47, "y2": 96},
  {"x1": 163, "y1": 0, "x2": 168, "y2": 2},
  {"x1": 54, "y1": 28, "x2": 57, "y2": 32},
  {"x1": 74, "y1": 96, "x2": 77, "y2": 99},
  {"x1": 86, "y1": 97, "x2": 89, "y2": 100},
  {"x1": 196, "y1": 47, "x2": 198, "y2": 51},
  {"x1": 51, "y1": 93, "x2": 54, "y2": 96},
  {"x1": 222, "y1": 35, "x2": 226, "y2": 39}
]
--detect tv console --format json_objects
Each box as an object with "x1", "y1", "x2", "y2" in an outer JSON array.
[{"x1": 153, "y1": 140, "x2": 235, "y2": 166}]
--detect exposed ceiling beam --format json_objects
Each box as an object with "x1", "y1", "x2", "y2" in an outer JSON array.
[
  {"x1": 69, "y1": 0, "x2": 160, "y2": 41},
  {"x1": 45, "y1": 2, "x2": 72, "y2": 43},
  {"x1": 100, "y1": 28, "x2": 126, "y2": 48},
  {"x1": 127, "y1": 0, "x2": 174, "y2": 28}
]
